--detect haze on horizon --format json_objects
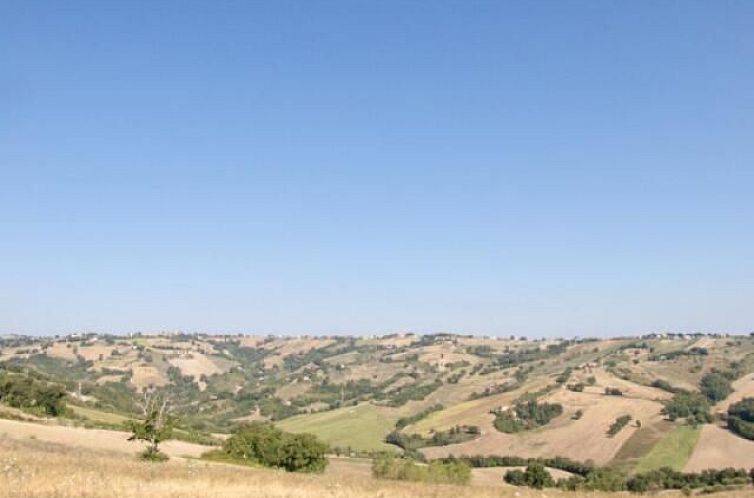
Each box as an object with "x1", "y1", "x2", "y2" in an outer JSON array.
[{"x1": 1, "y1": 1, "x2": 752, "y2": 337}]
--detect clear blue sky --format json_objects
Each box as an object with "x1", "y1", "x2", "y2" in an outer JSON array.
[{"x1": 1, "y1": 1, "x2": 752, "y2": 337}]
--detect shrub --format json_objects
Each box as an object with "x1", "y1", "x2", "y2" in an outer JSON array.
[
  {"x1": 372, "y1": 454, "x2": 470, "y2": 485},
  {"x1": 555, "y1": 368, "x2": 573, "y2": 384},
  {"x1": 728, "y1": 398, "x2": 754, "y2": 440},
  {"x1": 607, "y1": 415, "x2": 632, "y2": 436},
  {"x1": 700, "y1": 373, "x2": 732, "y2": 403},
  {"x1": 138, "y1": 447, "x2": 169, "y2": 462},
  {"x1": 504, "y1": 462, "x2": 554, "y2": 489},
  {"x1": 651, "y1": 379, "x2": 687, "y2": 394},
  {"x1": 217, "y1": 422, "x2": 328, "y2": 473},
  {"x1": 580, "y1": 467, "x2": 627, "y2": 491},
  {"x1": 277, "y1": 433, "x2": 329, "y2": 472}
]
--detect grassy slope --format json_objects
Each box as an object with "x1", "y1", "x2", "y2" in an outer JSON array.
[
  {"x1": 277, "y1": 403, "x2": 398, "y2": 452},
  {"x1": 609, "y1": 419, "x2": 673, "y2": 473},
  {"x1": 4, "y1": 433, "x2": 754, "y2": 498},
  {"x1": 634, "y1": 424, "x2": 701, "y2": 473},
  {"x1": 68, "y1": 404, "x2": 130, "y2": 424}
]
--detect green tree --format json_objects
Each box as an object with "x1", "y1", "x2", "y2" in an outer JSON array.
[
  {"x1": 699, "y1": 373, "x2": 732, "y2": 403},
  {"x1": 278, "y1": 433, "x2": 328, "y2": 472},
  {"x1": 662, "y1": 393, "x2": 711, "y2": 424},
  {"x1": 220, "y1": 422, "x2": 329, "y2": 473},
  {"x1": 728, "y1": 397, "x2": 754, "y2": 440},
  {"x1": 524, "y1": 462, "x2": 555, "y2": 489},
  {"x1": 126, "y1": 393, "x2": 176, "y2": 461}
]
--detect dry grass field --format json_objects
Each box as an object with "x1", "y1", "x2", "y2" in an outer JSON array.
[
  {"x1": 131, "y1": 365, "x2": 170, "y2": 391},
  {"x1": 167, "y1": 352, "x2": 234, "y2": 378},
  {"x1": 685, "y1": 424, "x2": 754, "y2": 472},
  {"x1": 0, "y1": 418, "x2": 207, "y2": 458},
  {"x1": 3, "y1": 436, "x2": 754, "y2": 498},
  {"x1": 419, "y1": 368, "x2": 669, "y2": 465},
  {"x1": 422, "y1": 388, "x2": 665, "y2": 465}
]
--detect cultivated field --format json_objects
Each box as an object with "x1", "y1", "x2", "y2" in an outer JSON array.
[
  {"x1": 685, "y1": 424, "x2": 754, "y2": 472},
  {"x1": 277, "y1": 402, "x2": 397, "y2": 452},
  {"x1": 422, "y1": 393, "x2": 664, "y2": 464},
  {"x1": 633, "y1": 424, "x2": 701, "y2": 473}
]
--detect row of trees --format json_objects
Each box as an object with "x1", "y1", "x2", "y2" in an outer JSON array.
[
  {"x1": 385, "y1": 425, "x2": 480, "y2": 457},
  {"x1": 394, "y1": 403, "x2": 443, "y2": 429},
  {"x1": 505, "y1": 462, "x2": 752, "y2": 493},
  {"x1": 441, "y1": 454, "x2": 595, "y2": 476}
]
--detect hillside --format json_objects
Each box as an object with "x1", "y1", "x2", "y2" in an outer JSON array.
[{"x1": 3, "y1": 332, "x2": 754, "y2": 477}]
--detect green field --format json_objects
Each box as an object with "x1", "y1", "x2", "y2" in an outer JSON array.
[
  {"x1": 634, "y1": 424, "x2": 701, "y2": 473},
  {"x1": 277, "y1": 403, "x2": 398, "y2": 452},
  {"x1": 68, "y1": 405, "x2": 130, "y2": 425}
]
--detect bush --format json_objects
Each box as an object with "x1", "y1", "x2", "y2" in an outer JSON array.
[
  {"x1": 700, "y1": 373, "x2": 732, "y2": 403},
  {"x1": 504, "y1": 462, "x2": 554, "y2": 489},
  {"x1": 217, "y1": 422, "x2": 328, "y2": 473},
  {"x1": 651, "y1": 379, "x2": 687, "y2": 394},
  {"x1": 728, "y1": 398, "x2": 754, "y2": 440},
  {"x1": 138, "y1": 447, "x2": 169, "y2": 462},
  {"x1": 277, "y1": 433, "x2": 329, "y2": 472},
  {"x1": 372, "y1": 454, "x2": 470, "y2": 485},
  {"x1": 607, "y1": 415, "x2": 632, "y2": 436}
]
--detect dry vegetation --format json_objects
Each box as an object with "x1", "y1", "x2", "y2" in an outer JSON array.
[
  {"x1": 5, "y1": 436, "x2": 754, "y2": 498},
  {"x1": 5, "y1": 332, "x2": 754, "y2": 493},
  {"x1": 685, "y1": 424, "x2": 754, "y2": 472}
]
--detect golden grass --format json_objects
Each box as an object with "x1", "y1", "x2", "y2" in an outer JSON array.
[
  {"x1": 0, "y1": 437, "x2": 497, "y2": 498},
  {"x1": 3, "y1": 436, "x2": 754, "y2": 498}
]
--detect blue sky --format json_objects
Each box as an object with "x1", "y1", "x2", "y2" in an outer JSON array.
[{"x1": 1, "y1": 1, "x2": 752, "y2": 337}]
